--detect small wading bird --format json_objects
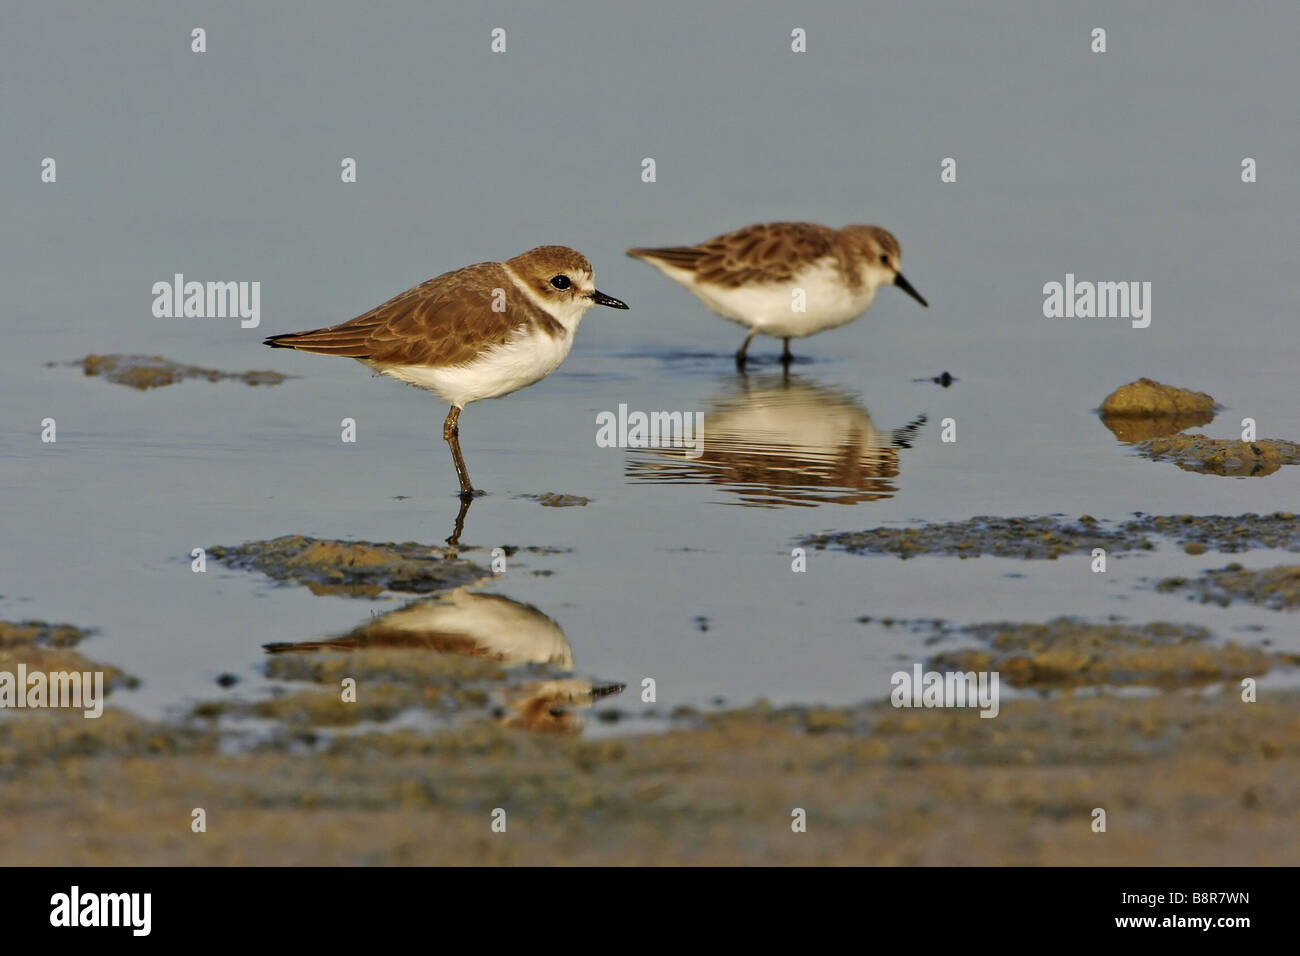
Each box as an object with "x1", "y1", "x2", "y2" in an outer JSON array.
[
  {"x1": 628, "y1": 221, "x2": 927, "y2": 367},
  {"x1": 264, "y1": 246, "x2": 629, "y2": 500}
]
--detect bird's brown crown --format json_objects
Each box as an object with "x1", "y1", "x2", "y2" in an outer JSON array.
[
  {"x1": 507, "y1": 245, "x2": 594, "y2": 282},
  {"x1": 840, "y1": 225, "x2": 901, "y2": 265}
]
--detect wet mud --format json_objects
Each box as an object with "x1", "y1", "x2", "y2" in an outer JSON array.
[
  {"x1": 1135, "y1": 434, "x2": 1300, "y2": 477},
  {"x1": 1158, "y1": 564, "x2": 1300, "y2": 611},
  {"x1": 2, "y1": 681, "x2": 1295, "y2": 864},
  {"x1": 7, "y1": 508, "x2": 1300, "y2": 863},
  {"x1": 209, "y1": 536, "x2": 491, "y2": 596},
  {"x1": 53, "y1": 354, "x2": 289, "y2": 390},
  {"x1": 803, "y1": 512, "x2": 1300, "y2": 558},
  {"x1": 524, "y1": 493, "x2": 592, "y2": 507},
  {"x1": 921, "y1": 617, "x2": 1296, "y2": 689}
]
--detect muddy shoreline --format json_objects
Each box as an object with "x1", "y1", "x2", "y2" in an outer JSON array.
[
  {"x1": 2, "y1": 685, "x2": 1294, "y2": 864},
  {"x1": 5, "y1": 497, "x2": 1298, "y2": 864}
]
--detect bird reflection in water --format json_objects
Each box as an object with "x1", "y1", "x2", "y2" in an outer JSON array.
[
  {"x1": 265, "y1": 587, "x2": 623, "y2": 734},
  {"x1": 626, "y1": 373, "x2": 925, "y2": 507}
]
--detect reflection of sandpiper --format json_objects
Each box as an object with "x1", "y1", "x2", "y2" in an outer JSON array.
[
  {"x1": 625, "y1": 374, "x2": 924, "y2": 507},
  {"x1": 265, "y1": 588, "x2": 623, "y2": 733}
]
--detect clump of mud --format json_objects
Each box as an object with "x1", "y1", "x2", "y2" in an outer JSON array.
[
  {"x1": 1097, "y1": 378, "x2": 1300, "y2": 475},
  {"x1": 1135, "y1": 434, "x2": 1300, "y2": 477},
  {"x1": 805, "y1": 512, "x2": 1300, "y2": 559},
  {"x1": 802, "y1": 515, "x2": 1150, "y2": 559},
  {"x1": 1098, "y1": 377, "x2": 1217, "y2": 441},
  {"x1": 924, "y1": 617, "x2": 1294, "y2": 689},
  {"x1": 208, "y1": 536, "x2": 490, "y2": 596},
  {"x1": 1126, "y1": 512, "x2": 1300, "y2": 552},
  {"x1": 0, "y1": 620, "x2": 94, "y2": 649},
  {"x1": 0, "y1": 619, "x2": 198, "y2": 768},
  {"x1": 524, "y1": 493, "x2": 591, "y2": 507},
  {"x1": 51, "y1": 354, "x2": 289, "y2": 390},
  {"x1": 0, "y1": 619, "x2": 137, "y2": 706},
  {"x1": 1158, "y1": 564, "x2": 1300, "y2": 611}
]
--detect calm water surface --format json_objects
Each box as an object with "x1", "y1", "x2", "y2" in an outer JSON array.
[{"x1": 3, "y1": 2, "x2": 1298, "y2": 726}]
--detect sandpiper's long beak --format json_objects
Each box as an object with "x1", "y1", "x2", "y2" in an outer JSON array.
[
  {"x1": 590, "y1": 290, "x2": 630, "y2": 310},
  {"x1": 894, "y1": 272, "x2": 928, "y2": 307}
]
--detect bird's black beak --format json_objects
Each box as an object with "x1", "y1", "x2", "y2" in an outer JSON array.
[
  {"x1": 590, "y1": 290, "x2": 629, "y2": 309},
  {"x1": 894, "y1": 272, "x2": 928, "y2": 307}
]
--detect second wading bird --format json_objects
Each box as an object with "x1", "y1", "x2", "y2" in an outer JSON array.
[
  {"x1": 628, "y1": 221, "x2": 927, "y2": 367},
  {"x1": 265, "y1": 246, "x2": 628, "y2": 498}
]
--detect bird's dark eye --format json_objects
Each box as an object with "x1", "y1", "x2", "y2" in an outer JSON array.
[
  {"x1": 550, "y1": 275, "x2": 571, "y2": 290},
  {"x1": 879, "y1": 254, "x2": 890, "y2": 265}
]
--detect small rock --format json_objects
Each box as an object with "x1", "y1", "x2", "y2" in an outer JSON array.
[{"x1": 1099, "y1": 378, "x2": 1216, "y2": 441}]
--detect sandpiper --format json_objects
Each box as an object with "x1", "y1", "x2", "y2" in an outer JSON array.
[
  {"x1": 628, "y1": 221, "x2": 927, "y2": 366},
  {"x1": 265, "y1": 246, "x2": 628, "y2": 497}
]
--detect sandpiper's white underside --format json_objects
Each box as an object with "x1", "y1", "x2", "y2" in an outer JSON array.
[{"x1": 648, "y1": 256, "x2": 879, "y2": 338}]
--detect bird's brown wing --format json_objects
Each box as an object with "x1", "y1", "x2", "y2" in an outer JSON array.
[
  {"x1": 264, "y1": 262, "x2": 529, "y2": 367},
  {"x1": 629, "y1": 222, "x2": 836, "y2": 289}
]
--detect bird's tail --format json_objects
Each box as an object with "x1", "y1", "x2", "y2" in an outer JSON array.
[
  {"x1": 262, "y1": 332, "x2": 303, "y2": 349},
  {"x1": 262, "y1": 321, "x2": 377, "y2": 357}
]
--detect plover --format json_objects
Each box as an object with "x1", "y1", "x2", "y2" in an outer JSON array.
[
  {"x1": 265, "y1": 246, "x2": 628, "y2": 497},
  {"x1": 628, "y1": 222, "x2": 927, "y2": 366}
]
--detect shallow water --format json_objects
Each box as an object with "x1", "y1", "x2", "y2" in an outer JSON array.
[{"x1": 3, "y1": 1, "x2": 1298, "y2": 728}]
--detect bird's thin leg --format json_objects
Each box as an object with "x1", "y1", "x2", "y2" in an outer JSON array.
[
  {"x1": 735, "y1": 330, "x2": 757, "y2": 369},
  {"x1": 781, "y1": 337, "x2": 794, "y2": 364},
  {"x1": 442, "y1": 405, "x2": 460, "y2": 441},
  {"x1": 445, "y1": 493, "x2": 472, "y2": 553},
  {"x1": 442, "y1": 405, "x2": 475, "y2": 499}
]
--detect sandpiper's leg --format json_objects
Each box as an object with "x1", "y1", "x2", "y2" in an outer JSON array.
[
  {"x1": 735, "y1": 330, "x2": 757, "y2": 369},
  {"x1": 442, "y1": 405, "x2": 475, "y2": 499},
  {"x1": 781, "y1": 337, "x2": 794, "y2": 364}
]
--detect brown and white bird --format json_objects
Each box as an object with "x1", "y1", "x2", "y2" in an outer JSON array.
[
  {"x1": 628, "y1": 222, "x2": 927, "y2": 366},
  {"x1": 265, "y1": 246, "x2": 628, "y2": 497}
]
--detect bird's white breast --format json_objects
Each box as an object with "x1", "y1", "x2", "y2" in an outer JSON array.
[
  {"x1": 373, "y1": 324, "x2": 575, "y2": 408},
  {"x1": 656, "y1": 256, "x2": 877, "y2": 338}
]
